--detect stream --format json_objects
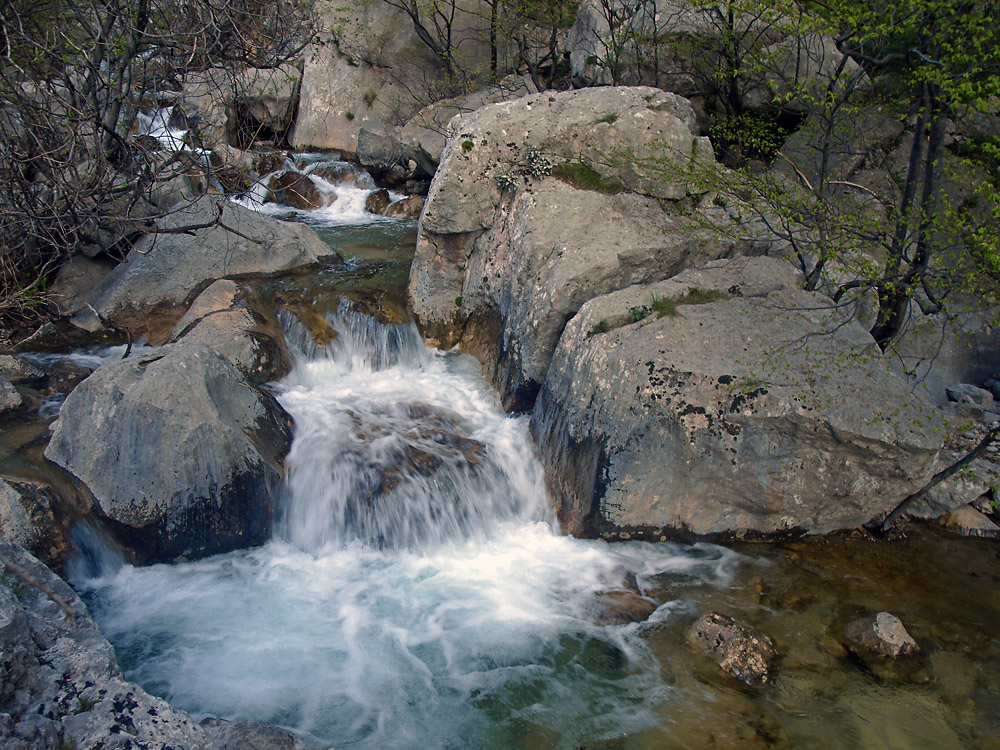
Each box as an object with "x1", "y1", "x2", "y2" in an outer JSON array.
[{"x1": 5, "y1": 166, "x2": 1000, "y2": 748}]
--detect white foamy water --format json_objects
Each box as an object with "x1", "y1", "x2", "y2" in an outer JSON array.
[
  {"x1": 230, "y1": 159, "x2": 405, "y2": 228},
  {"x1": 135, "y1": 106, "x2": 189, "y2": 151},
  {"x1": 77, "y1": 308, "x2": 742, "y2": 748}
]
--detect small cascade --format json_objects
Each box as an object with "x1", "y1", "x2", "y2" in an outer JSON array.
[
  {"x1": 135, "y1": 106, "x2": 188, "y2": 151},
  {"x1": 275, "y1": 304, "x2": 544, "y2": 551},
  {"x1": 74, "y1": 286, "x2": 744, "y2": 749},
  {"x1": 66, "y1": 516, "x2": 126, "y2": 584}
]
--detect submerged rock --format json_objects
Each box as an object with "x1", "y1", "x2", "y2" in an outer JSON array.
[
  {"x1": 0, "y1": 375, "x2": 22, "y2": 416},
  {"x1": 843, "y1": 611, "x2": 920, "y2": 659},
  {"x1": 45, "y1": 343, "x2": 292, "y2": 564},
  {"x1": 593, "y1": 589, "x2": 658, "y2": 625},
  {"x1": 687, "y1": 611, "x2": 778, "y2": 685},
  {"x1": 200, "y1": 718, "x2": 320, "y2": 750}
]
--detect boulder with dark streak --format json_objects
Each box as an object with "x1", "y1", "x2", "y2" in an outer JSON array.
[
  {"x1": 269, "y1": 171, "x2": 335, "y2": 210},
  {"x1": 75, "y1": 198, "x2": 339, "y2": 344},
  {"x1": 45, "y1": 342, "x2": 293, "y2": 564}
]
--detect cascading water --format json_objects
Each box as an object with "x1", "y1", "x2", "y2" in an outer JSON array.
[{"x1": 74, "y1": 305, "x2": 742, "y2": 748}]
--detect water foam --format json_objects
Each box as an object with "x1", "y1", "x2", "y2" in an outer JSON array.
[{"x1": 76, "y1": 307, "x2": 743, "y2": 748}]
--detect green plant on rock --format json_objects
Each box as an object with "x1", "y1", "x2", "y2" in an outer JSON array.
[
  {"x1": 650, "y1": 295, "x2": 678, "y2": 318},
  {"x1": 629, "y1": 305, "x2": 651, "y2": 323},
  {"x1": 551, "y1": 162, "x2": 623, "y2": 194},
  {"x1": 588, "y1": 318, "x2": 612, "y2": 337}
]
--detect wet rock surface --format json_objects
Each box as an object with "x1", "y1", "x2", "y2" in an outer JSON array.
[
  {"x1": 44, "y1": 342, "x2": 293, "y2": 564},
  {"x1": 687, "y1": 611, "x2": 778, "y2": 685},
  {"x1": 269, "y1": 171, "x2": 335, "y2": 210},
  {"x1": 0, "y1": 479, "x2": 71, "y2": 571},
  {"x1": 0, "y1": 376, "x2": 22, "y2": 416},
  {"x1": 843, "y1": 611, "x2": 920, "y2": 659},
  {"x1": 0, "y1": 540, "x2": 322, "y2": 750}
]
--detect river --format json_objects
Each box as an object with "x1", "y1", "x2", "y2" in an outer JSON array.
[{"x1": 9, "y1": 169, "x2": 999, "y2": 748}]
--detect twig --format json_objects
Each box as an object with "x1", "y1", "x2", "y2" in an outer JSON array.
[
  {"x1": 0, "y1": 547, "x2": 76, "y2": 624},
  {"x1": 878, "y1": 425, "x2": 1000, "y2": 533}
]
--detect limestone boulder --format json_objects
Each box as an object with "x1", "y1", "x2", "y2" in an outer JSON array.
[
  {"x1": 408, "y1": 87, "x2": 728, "y2": 403},
  {"x1": 0, "y1": 375, "x2": 22, "y2": 416},
  {"x1": 530, "y1": 256, "x2": 942, "y2": 537},
  {"x1": 49, "y1": 256, "x2": 117, "y2": 316},
  {"x1": 384, "y1": 195, "x2": 424, "y2": 219},
  {"x1": 939, "y1": 505, "x2": 1000, "y2": 538},
  {"x1": 843, "y1": 611, "x2": 919, "y2": 659},
  {"x1": 0, "y1": 479, "x2": 72, "y2": 571},
  {"x1": 77, "y1": 198, "x2": 338, "y2": 343},
  {"x1": 366, "y1": 188, "x2": 392, "y2": 215},
  {"x1": 0, "y1": 540, "x2": 215, "y2": 749},
  {"x1": 45, "y1": 342, "x2": 293, "y2": 564},
  {"x1": 0, "y1": 355, "x2": 42, "y2": 384},
  {"x1": 269, "y1": 171, "x2": 336, "y2": 210},
  {"x1": 0, "y1": 540, "x2": 325, "y2": 749},
  {"x1": 167, "y1": 279, "x2": 289, "y2": 384},
  {"x1": 398, "y1": 75, "x2": 539, "y2": 175},
  {"x1": 447, "y1": 180, "x2": 754, "y2": 410},
  {"x1": 181, "y1": 64, "x2": 301, "y2": 149}
]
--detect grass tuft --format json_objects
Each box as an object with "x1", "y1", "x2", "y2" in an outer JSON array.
[{"x1": 551, "y1": 162, "x2": 623, "y2": 194}]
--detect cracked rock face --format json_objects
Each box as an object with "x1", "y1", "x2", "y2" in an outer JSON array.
[
  {"x1": 0, "y1": 539, "x2": 217, "y2": 750},
  {"x1": 687, "y1": 611, "x2": 778, "y2": 685},
  {"x1": 530, "y1": 257, "x2": 942, "y2": 538}
]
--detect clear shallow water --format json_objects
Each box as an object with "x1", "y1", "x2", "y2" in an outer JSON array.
[{"x1": 75, "y1": 302, "x2": 743, "y2": 749}]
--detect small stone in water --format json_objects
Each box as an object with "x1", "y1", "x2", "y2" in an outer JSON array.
[
  {"x1": 843, "y1": 611, "x2": 919, "y2": 658},
  {"x1": 687, "y1": 612, "x2": 778, "y2": 685}
]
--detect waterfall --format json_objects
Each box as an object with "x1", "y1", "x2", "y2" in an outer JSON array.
[
  {"x1": 72, "y1": 300, "x2": 742, "y2": 749},
  {"x1": 275, "y1": 304, "x2": 550, "y2": 551}
]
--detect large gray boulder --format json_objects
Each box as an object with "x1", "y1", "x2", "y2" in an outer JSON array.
[
  {"x1": 181, "y1": 64, "x2": 302, "y2": 149},
  {"x1": 398, "y1": 75, "x2": 539, "y2": 175},
  {"x1": 530, "y1": 257, "x2": 942, "y2": 537},
  {"x1": 408, "y1": 86, "x2": 730, "y2": 407},
  {"x1": 167, "y1": 279, "x2": 288, "y2": 384},
  {"x1": 290, "y1": 0, "x2": 491, "y2": 153},
  {"x1": 453, "y1": 180, "x2": 752, "y2": 410},
  {"x1": 45, "y1": 341, "x2": 292, "y2": 564},
  {"x1": 77, "y1": 199, "x2": 338, "y2": 344}
]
